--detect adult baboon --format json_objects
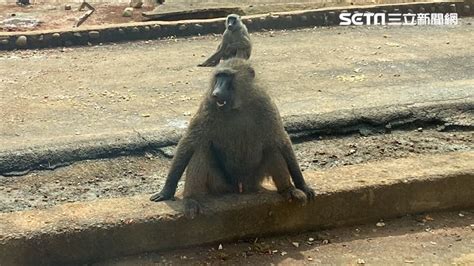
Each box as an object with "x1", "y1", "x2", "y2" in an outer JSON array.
[
  {"x1": 151, "y1": 59, "x2": 315, "y2": 218},
  {"x1": 198, "y1": 14, "x2": 252, "y2": 67}
]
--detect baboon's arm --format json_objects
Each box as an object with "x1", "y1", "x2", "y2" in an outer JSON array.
[
  {"x1": 280, "y1": 140, "x2": 316, "y2": 200},
  {"x1": 150, "y1": 137, "x2": 194, "y2": 201}
]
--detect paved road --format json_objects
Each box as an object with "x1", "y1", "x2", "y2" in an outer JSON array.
[{"x1": 0, "y1": 18, "x2": 473, "y2": 151}]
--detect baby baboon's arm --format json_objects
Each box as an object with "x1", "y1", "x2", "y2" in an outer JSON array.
[
  {"x1": 279, "y1": 140, "x2": 316, "y2": 200},
  {"x1": 150, "y1": 136, "x2": 195, "y2": 201}
]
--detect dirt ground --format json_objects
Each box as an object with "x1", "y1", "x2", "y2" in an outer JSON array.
[
  {"x1": 0, "y1": 1, "x2": 383, "y2": 32},
  {"x1": 96, "y1": 209, "x2": 474, "y2": 265},
  {"x1": 1, "y1": 19, "x2": 473, "y2": 151},
  {"x1": 0, "y1": 4, "x2": 153, "y2": 32},
  {"x1": 1, "y1": 4, "x2": 473, "y2": 264},
  {"x1": 1, "y1": 128, "x2": 472, "y2": 213},
  {"x1": 0, "y1": 11, "x2": 473, "y2": 264}
]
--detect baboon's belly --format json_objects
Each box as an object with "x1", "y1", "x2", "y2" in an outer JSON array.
[
  {"x1": 210, "y1": 114, "x2": 265, "y2": 177},
  {"x1": 214, "y1": 138, "x2": 263, "y2": 176}
]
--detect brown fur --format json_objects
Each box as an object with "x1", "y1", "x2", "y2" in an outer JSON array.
[
  {"x1": 151, "y1": 59, "x2": 315, "y2": 218},
  {"x1": 198, "y1": 14, "x2": 252, "y2": 67}
]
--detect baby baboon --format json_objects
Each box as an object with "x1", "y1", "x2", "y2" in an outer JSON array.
[
  {"x1": 151, "y1": 59, "x2": 315, "y2": 218},
  {"x1": 198, "y1": 14, "x2": 252, "y2": 67}
]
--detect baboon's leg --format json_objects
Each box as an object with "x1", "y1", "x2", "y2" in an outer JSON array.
[
  {"x1": 183, "y1": 155, "x2": 207, "y2": 198},
  {"x1": 264, "y1": 150, "x2": 307, "y2": 205},
  {"x1": 198, "y1": 43, "x2": 225, "y2": 67},
  {"x1": 183, "y1": 148, "x2": 231, "y2": 218},
  {"x1": 199, "y1": 52, "x2": 222, "y2": 67},
  {"x1": 182, "y1": 149, "x2": 208, "y2": 219}
]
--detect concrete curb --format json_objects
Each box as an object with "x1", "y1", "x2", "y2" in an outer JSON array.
[
  {"x1": 1, "y1": 99, "x2": 472, "y2": 176},
  {"x1": 0, "y1": 1, "x2": 472, "y2": 50},
  {"x1": 1, "y1": 152, "x2": 473, "y2": 264}
]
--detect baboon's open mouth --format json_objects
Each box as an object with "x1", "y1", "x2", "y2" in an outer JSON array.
[{"x1": 216, "y1": 100, "x2": 227, "y2": 107}]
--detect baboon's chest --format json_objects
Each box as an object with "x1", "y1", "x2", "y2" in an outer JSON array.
[
  {"x1": 210, "y1": 117, "x2": 264, "y2": 173},
  {"x1": 228, "y1": 34, "x2": 239, "y2": 43},
  {"x1": 228, "y1": 31, "x2": 243, "y2": 45}
]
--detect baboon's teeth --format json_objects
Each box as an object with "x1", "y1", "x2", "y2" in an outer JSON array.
[{"x1": 217, "y1": 101, "x2": 226, "y2": 107}]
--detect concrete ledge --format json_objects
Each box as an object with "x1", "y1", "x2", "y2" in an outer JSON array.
[
  {"x1": 1, "y1": 99, "x2": 472, "y2": 176},
  {"x1": 1, "y1": 152, "x2": 473, "y2": 264},
  {"x1": 0, "y1": 1, "x2": 471, "y2": 50}
]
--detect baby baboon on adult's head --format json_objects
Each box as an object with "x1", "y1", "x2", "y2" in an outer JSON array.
[
  {"x1": 151, "y1": 58, "x2": 315, "y2": 218},
  {"x1": 198, "y1": 14, "x2": 252, "y2": 67}
]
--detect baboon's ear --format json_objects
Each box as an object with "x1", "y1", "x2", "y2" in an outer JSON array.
[{"x1": 248, "y1": 67, "x2": 255, "y2": 79}]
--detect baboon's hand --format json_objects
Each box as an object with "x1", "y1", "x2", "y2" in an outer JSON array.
[
  {"x1": 150, "y1": 189, "x2": 174, "y2": 202},
  {"x1": 301, "y1": 185, "x2": 316, "y2": 200}
]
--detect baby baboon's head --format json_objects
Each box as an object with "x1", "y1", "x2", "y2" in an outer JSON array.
[{"x1": 226, "y1": 14, "x2": 242, "y2": 32}]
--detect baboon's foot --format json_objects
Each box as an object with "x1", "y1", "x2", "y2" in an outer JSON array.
[
  {"x1": 184, "y1": 198, "x2": 202, "y2": 219},
  {"x1": 281, "y1": 187, "x2": 307, "y2": 206},
  {"x1": 198, "y1": 60, "x2": 219, "y2": 67}
]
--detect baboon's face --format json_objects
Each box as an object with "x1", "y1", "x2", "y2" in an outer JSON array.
[
  {"x1": 226, "y1": 15, "x2": 239, "y2": 31},
  {"x1": 211, "y1": 59, "x2": 256, "y2": 111},
  {"x1": 211, "y1": 71, "x2": 234, "y2": 111}
]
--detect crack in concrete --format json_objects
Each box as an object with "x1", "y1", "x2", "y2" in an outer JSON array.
[{"x1": 0, "y1": 100, "x2": 472, "y2": 176}]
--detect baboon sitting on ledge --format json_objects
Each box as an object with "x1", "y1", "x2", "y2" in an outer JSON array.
[{"x1": 151, "y1": 59, "x2": 315, "y2": 218}]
